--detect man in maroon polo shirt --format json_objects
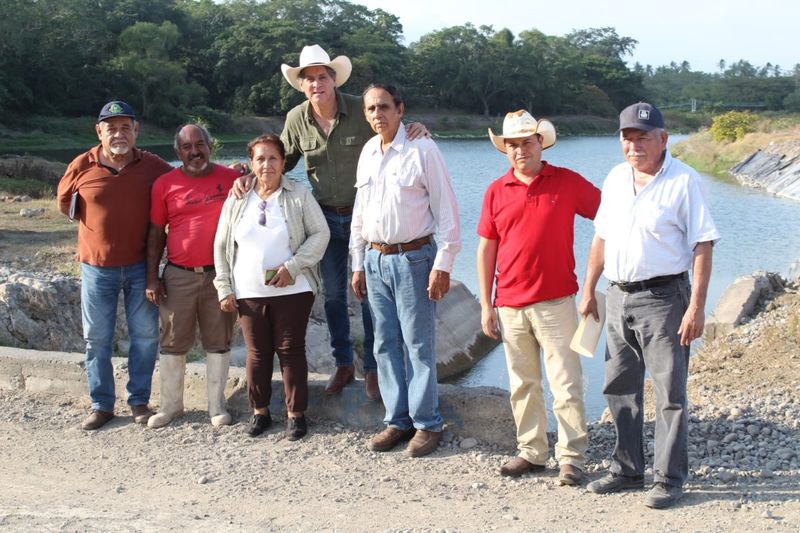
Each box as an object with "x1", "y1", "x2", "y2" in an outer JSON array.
[{"x1": 477, "y1": 110, "x2": 600, "y2": 485}]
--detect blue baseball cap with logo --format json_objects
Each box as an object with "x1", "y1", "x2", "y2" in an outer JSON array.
[
  {"x1": 97, "y1": 100, "x2": 136, "y2": 123},
  {"x1": 618, "y1": 102, "x2": 664, "y2": 132}
]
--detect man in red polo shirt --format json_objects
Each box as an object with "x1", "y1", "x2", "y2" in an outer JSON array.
[
  {"x1": 145, "y1": 123, "x2": 241, "y2": 428},
  {"x1": 477, "y1": 110, "x2": 600, "y2": 486}
]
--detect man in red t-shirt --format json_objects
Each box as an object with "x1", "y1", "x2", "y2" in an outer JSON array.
[
  {"x1": 477, "y1": 110, "x2": 600, "y2": 486},
  {"x1": 145, "y1": 123, "x2": 241, "y2": 428}
]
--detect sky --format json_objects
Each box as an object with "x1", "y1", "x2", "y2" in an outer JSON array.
[{"x1": 353, "y1": 0, "x2": 797, "y2": 74}]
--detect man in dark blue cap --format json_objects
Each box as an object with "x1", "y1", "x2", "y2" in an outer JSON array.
[
  {"x1": 578, "y1": 102, "x2": 720, "y2": 508},
  {"x1": 57, "y1": 101, "x2": 173, "y2": 430}
]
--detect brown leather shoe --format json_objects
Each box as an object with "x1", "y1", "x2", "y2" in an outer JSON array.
[
  {"x1": 131, "y1": 404, "x2": 154, "y2": 424},
  {"x1": 499, "y1": 456, "x2": 546, "y2": 477},
  {"x1": 368, "y1": 426, "x2": 416, "y2": 452},
  {"x1": 364, "y1": 371, "x2": 381, "y2": 402},
  {"x1": 325, "y1": 365, "x2": 355, "y2": 394},
  {"x1": 405, "y1": 429, "x2": 442, "y2": 458},
  {"x1": 81, "y1": 410, "x2": 114, "y2": 431},
  {"x1": 558, "y1": 464, "x2": 583, "y2": 486}
]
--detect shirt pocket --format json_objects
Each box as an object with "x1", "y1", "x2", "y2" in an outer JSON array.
[
  {"x1": 391, "y1": 159, "x2": 423, "y2": 189},
  {"x1": 300, "y1": 137, "x2": 318, "y2": 152},
  {"x1": 637, "y1": 200, "x2": 667, "y2": 234}
]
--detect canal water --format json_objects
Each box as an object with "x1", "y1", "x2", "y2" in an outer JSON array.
[{"x1": 18, "y1": 135, "x2": 800, "y2": 421}]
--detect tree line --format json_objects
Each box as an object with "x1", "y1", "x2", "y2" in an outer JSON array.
[{"x1": 1, "y1": 0, "x2": 798, "y2": 130}]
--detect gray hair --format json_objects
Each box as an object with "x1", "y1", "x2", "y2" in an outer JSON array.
[
  {"x1": 619, "y1": 127, "x2": 665, "y2": 141},
  {"x1": 174, "y1": 123, "x2": 213, "y2": 153}
]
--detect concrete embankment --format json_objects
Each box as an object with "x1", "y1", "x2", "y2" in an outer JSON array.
[
  {"x1": 0, "y1": 346, "x2": 517, "y2": 448},
  {"x1": 730, "y1": 140, "x2": 800, "y2": 201}
]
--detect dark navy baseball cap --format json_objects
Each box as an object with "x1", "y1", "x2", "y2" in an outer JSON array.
[
  {"x1": 618, "y1": 102, "x2": 664, "y2": 132},
  {"x1": 97, "y1": 101, "x2": 136, "y2": 123}
]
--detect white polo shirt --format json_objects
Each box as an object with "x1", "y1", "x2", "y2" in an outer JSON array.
[{"x1": 594, "y1": 151, "x2": 720, "y2": 283}]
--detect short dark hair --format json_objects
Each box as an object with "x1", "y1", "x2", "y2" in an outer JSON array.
[
  {"x1": 362, "y1": 84, "x2": 404, "y2": 108},
  {"x1": 174, "y1": 123, "x2": 212, "y2": 153},
  {"x1": 247, "y1": 134, "x2": 286, "y2": 160}
]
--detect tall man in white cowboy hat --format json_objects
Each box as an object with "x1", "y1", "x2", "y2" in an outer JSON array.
[
  {"x1": 278, "y1": 44, "x2": 428, "y2": 400},
  {"x1": 477, "y1": 110, "x2": 600, "y2": 484},
  {"x1": 580, "y1": 103, "x2": 719, "y2": 508},
  {"x1": 57, "y1": 101, "x2": 173, "y2": 430}
]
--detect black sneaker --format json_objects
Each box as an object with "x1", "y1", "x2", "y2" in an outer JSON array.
[
  {"x1": 247, "y1": 413, "x2": 272, "y2": 437},
  {"x1": 587, "y1": 472, "x2": 645, "y2": 494},
  {"x1": 286, "y1": 415, "x2": 307, "y2": 441},
  {"x1": 644, "y1": 482, "x2": 683, "y2": 509}
]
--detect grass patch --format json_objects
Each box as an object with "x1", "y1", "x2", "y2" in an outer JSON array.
[
  {"x1": 0, "y1": 197, "x2": 78, "y2": 276},
  {"x1": 0, "y1": 177, "x2": 55, "y2": 198},
  {"x1": 671, "y1": 115, "x2": 800, "y2": 176}
]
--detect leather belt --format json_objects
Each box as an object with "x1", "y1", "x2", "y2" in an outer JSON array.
[
  {"x1": 371, "y1": 236, "x2": 431, "y2": 255},
  {"x1": 610, "y1": 272, "x2": 687, "y2": 292},
  {"x1": 167, "y1": 261, "x2": 215, "y2": 273},
  {"x1": 321, "y1": 204, "x2": 353, "y2": 216}
]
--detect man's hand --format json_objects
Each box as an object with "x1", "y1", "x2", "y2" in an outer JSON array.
[
  {"x1": 578, "y1": 291, "x2": 599, "y2": 321},
  {"x1": 229, "y1": 174, "x2": 253, "y2": 199},
  {"x1": 427, "y1": 269, "x2": 450, "y2": 301},
  {"x1": 678, "y1": 304, "x2": 705, "y2": 346},
  {"x1": 220, "y1": 295, "x2": 238, "y2": 313},
  {"x1": 229, "y1": 161, "x2": 251, "y2": 175},
  {"x1": 481, "y1": 305, "x2": 500, "y2": 339},
  {"x1": 351, "y1": 271, "x2": 367, "y2": 301},
  {"x1": 406, "y1": 122, "x2": 430, "y2": 140},
  {"x1": 145, "y1": 279, "x2": 166, "y2": 306}
]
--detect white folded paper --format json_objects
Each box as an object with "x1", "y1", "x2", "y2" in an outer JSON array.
[{"x1": 570, "y1": 291, "x2": 606, "y2": 358}]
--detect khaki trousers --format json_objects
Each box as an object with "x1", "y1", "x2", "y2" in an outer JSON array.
[{"x1": 497, "y1": 296, "x2": 587, "y2": 467}]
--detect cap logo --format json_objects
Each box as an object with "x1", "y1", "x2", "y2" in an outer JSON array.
[
  {"x1": 109, "y1": 103, "x2": 123, "y2": 114},
  {"x1": 638, "y1": 109, "x2": 650, "y2": 120}
]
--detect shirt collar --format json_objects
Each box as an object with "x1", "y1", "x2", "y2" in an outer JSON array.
[
  {"x1": 367, "y1": 122, "x2": 407, "y2": 157},
  {"x1": 303, "y1": 89, "x2": 348, "y2": 124},
  {"x1": 501, "y1": 160, "x2": 551, "y2": 186}
]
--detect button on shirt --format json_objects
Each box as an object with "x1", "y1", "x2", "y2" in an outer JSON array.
[
  {"x1": 350, "y1": 123, "x2": 461, "y2": 273},
  {"x1": 594, "y1": 151, "x2": 720, "y2": 282}
]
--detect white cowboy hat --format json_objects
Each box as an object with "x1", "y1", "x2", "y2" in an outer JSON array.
[
  {"x1": 488, "y1": 110, "x2": 557, "y2": 153},
  {"x1": 281, "y1": 44, "x2": 353, "y2": 92}
]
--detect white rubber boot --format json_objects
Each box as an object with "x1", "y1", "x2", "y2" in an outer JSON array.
[
  {"x1": 147, "y1": 354, "x2": 186, "y2": 428},
  {"x1": 207, "y1": 351, "x2": 232, "y2": 426}
]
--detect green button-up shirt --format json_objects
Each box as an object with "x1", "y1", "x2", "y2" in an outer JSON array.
[{"x1": 281, "y1": 90, "x2": 374, "y2": 208}]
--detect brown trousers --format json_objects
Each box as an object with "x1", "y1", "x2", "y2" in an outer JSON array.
[{"x1": 237, "y1": 292, "x2": 314, "y2": 413}]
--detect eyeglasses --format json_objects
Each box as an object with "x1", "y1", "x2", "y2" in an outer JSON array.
[{"x1": 258, "y1": 200, "x2": 267, "y2": 226}]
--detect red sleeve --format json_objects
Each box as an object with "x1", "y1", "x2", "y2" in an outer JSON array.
[
  {"x1": 149, "y1": 176, "x2": 168, "y2": 226},
  {"x1": 477, "y1": 184, "x2": 499, "y2": 240},
  {"x1": 573, "y1": 173, "x2": 601, "y2": 220}
]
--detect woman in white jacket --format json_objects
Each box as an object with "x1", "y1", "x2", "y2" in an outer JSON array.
[{"x1": 214, "y1": 134, "x2": 329, "y2": 441}]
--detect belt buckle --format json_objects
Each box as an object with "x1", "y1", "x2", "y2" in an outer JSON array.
[{"x1": 192, "y1": 266, "x2": 204, "y2": 273}]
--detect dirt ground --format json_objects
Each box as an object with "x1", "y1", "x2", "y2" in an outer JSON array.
[{"x1": 1, "y1": 289, "x2": 799, "y2": 532}]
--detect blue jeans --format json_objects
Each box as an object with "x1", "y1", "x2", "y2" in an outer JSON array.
[
  {"x1": 364, "y1": 243, "x2": 443, "y2": 432},
  {"x1": 80, "y1": 262, "x2": 159, "y2": 412},
  {"x1": 604, "y1": 277, "x2": 691, "y2": 487},
  {"x1": 320, "y1": 210, "x2": 376, "y2": 372}
]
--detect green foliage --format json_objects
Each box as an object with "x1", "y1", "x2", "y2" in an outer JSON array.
[
  {"x1": 710, "y1": 111, "x2": 757, "y2": 143},
  {"x1": 0, "y1": 0, "x2": 796, "y2": 125},
  {"x1": 784, "y1": 91, "x2": 800, "y2": 113}
]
